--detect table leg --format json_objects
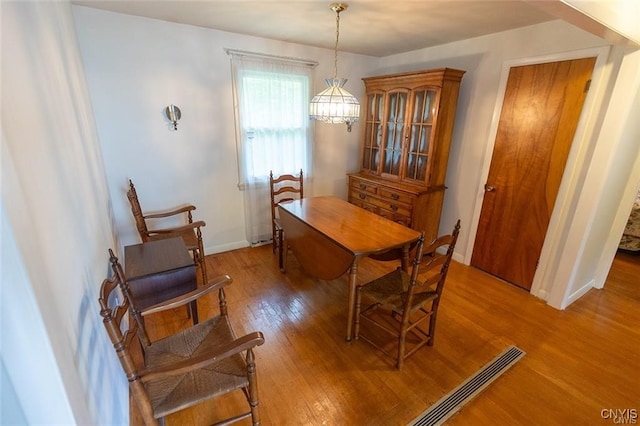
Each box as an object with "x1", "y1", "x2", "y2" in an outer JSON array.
[{"x1": 346, "y1": 259, "x2": 359, "y2": 341}]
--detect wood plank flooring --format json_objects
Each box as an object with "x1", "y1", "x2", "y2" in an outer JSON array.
[{"x1": 132, "y1": 247, "x2": 640, "y2": 425}]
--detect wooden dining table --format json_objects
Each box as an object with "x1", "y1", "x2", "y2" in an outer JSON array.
[{"x1": 277, "y1": 196, "x2": 422, "y2": 340}]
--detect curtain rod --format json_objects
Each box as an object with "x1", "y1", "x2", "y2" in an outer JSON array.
[{"x1": 224, "y1": 48, "x2": 318, "y2": 67}]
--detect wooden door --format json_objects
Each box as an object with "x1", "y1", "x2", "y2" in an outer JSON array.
[{"x1": 471, "y1": 57, "x2": 596, "y2": 290}]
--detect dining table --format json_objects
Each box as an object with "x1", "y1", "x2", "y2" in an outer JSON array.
[{"x1": 277, "y1": 195, "x2": 422, "y2": 340}]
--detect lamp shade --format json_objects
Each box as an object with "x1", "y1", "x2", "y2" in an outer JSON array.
[{"x1": 309, "y1": 78, "x2": 360, "y2": 124}]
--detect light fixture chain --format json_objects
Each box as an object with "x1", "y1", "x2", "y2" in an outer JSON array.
[{"x1": 334, "y1": 8, "x2": 340, "y2": 79}]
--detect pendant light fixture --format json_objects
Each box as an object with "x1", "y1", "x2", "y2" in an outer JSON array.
[{"x1": 309, "y1": 3, "x2": 360, "y2": 132}]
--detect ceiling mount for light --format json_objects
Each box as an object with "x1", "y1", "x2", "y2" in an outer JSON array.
[{"x1": 309, "y1": 2, "x2": 360, "y2": 132}]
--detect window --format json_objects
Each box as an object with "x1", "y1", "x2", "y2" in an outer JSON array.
[
  {"x1": 228, "y1": 50, "x2": 316, "y2": 244},
  {"x1": 237, "y1": 69, "x2": 310, "y2": 180}
]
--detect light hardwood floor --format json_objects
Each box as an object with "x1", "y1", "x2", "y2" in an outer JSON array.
[{"x1": 132, "y1": 246, "x2": 640, "y2": 425}]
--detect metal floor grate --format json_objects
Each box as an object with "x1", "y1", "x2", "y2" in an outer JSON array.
[{"x1": 408, "y1": 345, "x2": 526, "y2": 426}]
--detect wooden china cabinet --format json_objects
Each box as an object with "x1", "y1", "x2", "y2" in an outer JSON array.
[{"x1": 348, "y1": 68, "x2": 465, "y2": 242}]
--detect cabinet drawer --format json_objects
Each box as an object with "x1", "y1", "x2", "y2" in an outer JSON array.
[
  {"x1": 379, "y1": 187, "x2": 414, "y2": 205},
  {"x1": 350, "y1": 189, "x2": 375, "y2": 205},
  {"x1": 369, "y1": 196, "x2": 412, "y2": 217},
  {"x1": 350, "y1": 192, "x2": 411, "y2": 226},
  {"x1": 350, "y1": 178, "x2": 378, "y2": 195},
  {"x1": 378, "y1": 209, "x2": 411, "y2": 226},
  {"x1": 349, "y1": 197, "x2": 378, "y2": 214}
]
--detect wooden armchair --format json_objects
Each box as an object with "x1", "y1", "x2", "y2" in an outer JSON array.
[
  {"x1": 100, "y1": 251, "x2": 265, "y2": 426},
  {"x1": 354, "y1": 220, "x2": 461, "y2": 369},
  {"x1": 127, "y1": 179, "x2": 207, "y2": 284},
  {"x1": 269, "y1": 169, "x2": 303, "y2": 271}
]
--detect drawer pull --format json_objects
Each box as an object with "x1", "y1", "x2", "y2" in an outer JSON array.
[
  {"x1": 390, "y1": 204, "x2": 398, "y2": 211},
  {"x1": 391, "y1": 193, "x2": 399, "y2": 200},
  {"x1": 359, "y1": 193, "x2": 366, "y2": 200},
  {"x1": 359, "y1": 183, "x2": 367, "y2": 190}
]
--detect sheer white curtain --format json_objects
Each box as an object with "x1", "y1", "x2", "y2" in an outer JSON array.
[{"x1": 229, "y1": 50, "x2": 315, "y2": 246}]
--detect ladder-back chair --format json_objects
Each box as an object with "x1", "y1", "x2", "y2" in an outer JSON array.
[
  {"x1": 269, "y1": 169, "x2": 303, "y2": 271},
  {"x1": 354, "y1": 220, "x2": 461, "y2": 369},
  {"x1": 127, "y1": 179, "x2": 207, "y2": 284},
  {"x1": 100, "y1": 250, "x2": 265, "y2": 425}
]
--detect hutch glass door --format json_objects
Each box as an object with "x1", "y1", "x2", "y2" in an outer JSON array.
[
  {"x1": 381, "y1": 90, "x2": 408, "y2": 178},
  {"x1": 405, "y1": 88, "x2": 438, "y2": 183},
  {"x1": 361, "y1": 92, "x2": 384, "y2": 173}
]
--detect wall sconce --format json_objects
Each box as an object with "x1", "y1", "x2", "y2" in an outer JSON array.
[{"x1": 165, "y1": 104, "x2": 181, "y2": 130}]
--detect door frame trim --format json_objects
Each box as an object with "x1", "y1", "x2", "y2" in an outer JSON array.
[{"x1": 464, "y1": 46, "x2": 611, "y2": 302}]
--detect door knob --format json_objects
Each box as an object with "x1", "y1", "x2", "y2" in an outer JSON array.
[{"x1": 484, "y1": 184, "x2": 496, "y2": 192}]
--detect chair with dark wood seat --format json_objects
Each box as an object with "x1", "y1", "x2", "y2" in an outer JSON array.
[
  {"x1": 127, "y1": 179, "x2": 207, "y2": 284},
  {"x1": 354, "y1": 220, "x2": 461, "y2": 369},
  {"x1": 100, "y1": 251, "x2": 265, "y2": 426},
  {"x1": 269, "y1": 169, "x2": 303, "y2": 271}
]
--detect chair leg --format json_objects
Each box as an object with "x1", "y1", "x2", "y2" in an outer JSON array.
[
  {"x1": 397, "y1": 325, "x2": 409, "y2": 370},
  {"x1": 276, "y1": 229, "x2": 284, "y2": 272},
  {"x1": 186, "y1": 248, "x2": 206, "y2": 321},
  {"x1": 199, "y1": 258, "x2": 207, "y2": 284},
  {"x1": 272, "y1": 227, "x2": 277, "y2": 254},
  {"x1": 427, "y1": 309, "x2": 438, "y2": 346},
  {"x1": 246, "y1": 348, "x2": 261, "y2": 425},
  {"x1": 131, "y1": 377, "x2": 157, "y2": 425},
  {"x1": 278, "y1": 231, "x2": 286, "y2": 273}
]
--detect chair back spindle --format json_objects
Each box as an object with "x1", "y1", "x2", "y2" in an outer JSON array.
[{"x1": 127, "y1": 180, "x2": 150, "y2": 241}]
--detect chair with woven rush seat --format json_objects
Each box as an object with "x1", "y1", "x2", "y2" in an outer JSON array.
[
  {"x1": 354, "y1": 220, "x2": 461, "y2": 369},
  {"x1": 100, "y1": 250, "x2": 265, "y2": 426},
  {"x1": 127, "y1": 179, "x2": 207, "y2": 284},
  {"x1": 269, "y1": 169, "x2": 303, "y2": 271}
]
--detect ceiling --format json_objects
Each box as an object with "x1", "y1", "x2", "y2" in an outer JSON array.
[{"x1": 72, "y1": 1, "x2": 558, "y2": 57}]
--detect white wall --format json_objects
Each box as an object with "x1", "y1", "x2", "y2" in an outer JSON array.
[
  {"x1": 72, "y1": 6, "x2": 374, "y2": 256},
  {"x1": 1, "y1": 202, "x2": 72, "y2": 423},
  {"x1": 1, "y1": 2, "x2": 124, "y2": 424}
]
